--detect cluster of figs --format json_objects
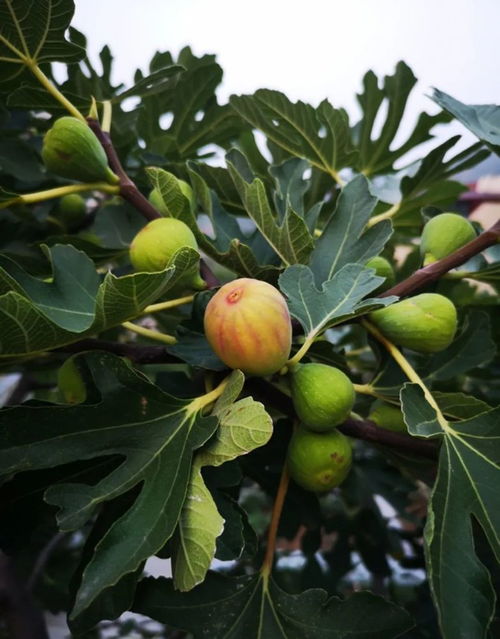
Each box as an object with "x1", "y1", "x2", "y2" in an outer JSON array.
[{"x1": 43, "y1": 116, "x2": 475, "y2": 493}]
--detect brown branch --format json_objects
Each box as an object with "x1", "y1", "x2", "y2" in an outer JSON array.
[
  {"x1": 0, "y1": 551, "x2": 49, "y2": 639},
  {"x1": 54, "y1": 339, "x2": 179, "y2": 364},
  {"x1": 338, "y1": 418, "x2": 439, "y2": 461},
  {"x1": 87, "y1": 117, "x2": 160, "y2": 222},
  {"x1": 381, "y1": 219, "x2": 500, "y2": 299},
  {"x1": 86, "y1": 118, "x2": 221, "y2": 288}
]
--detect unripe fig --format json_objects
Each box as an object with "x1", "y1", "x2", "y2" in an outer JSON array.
[
  {"x1": 148, "y1": 180, "x2": 196, "y2": 217},
  {"x1": 148, "y1": 188, "x2": 169, "y2": 215},
  {"x1": 204, "y1": 278, "x2": 292, "y2": 376},
  {"x1": 287, "y1": 426, "x2": 352, "y2": 492},
  {"x1": 365, "y1": 256, "x2": 396, "y2": 292},
  {"x1": 370, "y1": 293, "x2": 457, "y2": 353},
  {"x1": 290, "y1": 363, "x2": 355, "y2": 432},
  {"x1": 368, "y1": 400, "x2": 406, "y2": 433},
  {"x1": 58, "y1": 359, "x2": 86, "y2": 404},
  {"x1": 42, "y1": 116, "x2": 119, "y2": 184},
  {"x1": 420, "y1": 213, "x2": 476, "y2": 265},
  {"x1": 57, "y1": 193, "x2": 86, "y2": 227},
  {"x1": 130, "y1": 218, "x2": 205, "y2": 289}
]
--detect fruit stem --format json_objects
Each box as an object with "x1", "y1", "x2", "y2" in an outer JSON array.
[
  {"x1": 0, "y1": 183, "x2": 120, "y2": 210},
  {"x1": 101, "y1": 100, "x2": 112, "y2": 133},
  {"x1": 142, "y1": 295, "x2": 194, "y2": 315},
  {"x1": 122, "y1": 321, "x2": 177, "y2": 345},
  {"x1": 353, "y1": 383, "x2": 377, "y2": 397},
  {"x1": 285, "y1": 334, "x2": 315, "y2": 369},
  {"x1": 366, "y1": 201, "x2": 400, "y2": 228},
  {"x1": 362, "y1": 320, "x2": 449, "y2": 432},
  {"x1": 186, "y1": 376, "x2": 229, "y2": 415},
  {"x1": 27, "y1": 62, "x2": 86, "y2": 122},
  {"x1": 261, "y1": 463, "x2": 290, "y2": 579}
]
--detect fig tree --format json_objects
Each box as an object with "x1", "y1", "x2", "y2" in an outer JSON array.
[
  {"x1": 368, "y1": 400, "x2": 406, "y2": 432},
  {"x1": 42, "y1": 116, "x2": 119, "y2": 184},
  {"x1": 370, "y1": 293, "x2": 457, "y2": 353},
  {"x1": 287, "y1": 426, "x2": 352, "y2": 492},
  {"x1": 204, "y1": 278, "x2": 292, "y2": 376},
  {"x1": 129, "y1": 217, "x2": 205, "y2": 290},
  {"x1": 420, "y1": 213, "x2": 476, "y2": 265},
  {"x1": 290, "y1": 363, "x2": 355, "y2": 431},
  {"x1": 365, "y1": 256, "x2": 396, "y2": 292}
]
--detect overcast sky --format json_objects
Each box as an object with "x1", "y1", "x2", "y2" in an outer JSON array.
[{"x1": 71, "y1": 0, "x2": 500, "y2": 168}]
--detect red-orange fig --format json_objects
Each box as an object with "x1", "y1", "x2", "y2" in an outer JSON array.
[{"x1": 204, "y1": 278, "x2": 292, "y2": 376}]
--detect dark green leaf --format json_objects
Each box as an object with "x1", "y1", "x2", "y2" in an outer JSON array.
[
  {"x1": 279, "y1": 264, "x2": 397, "y2": 340},
  {"x1": 0, "y1": 244, "x2": 99, "y2": 332},
  {"x1": 133, "y1": 572, "x2": 413, "y2": 638},
  {"x1": 0, "y1": 0, "x2": 84, "y2": 87},
  {"x1": 230, "y1": 89, "x2": 357, "y2": 178},
  {"x1": 401, "y1": 383, "x2": 500, "y2": 639},
  {"x1": 432, "y1": 88, "x2": 500, "y2": 155},
  {"x1": 309, "y1": 175, "x2": 392, "y2": 284},
  {"x1": 0, "y1": 352, "x2": 219, "y2": 618}
]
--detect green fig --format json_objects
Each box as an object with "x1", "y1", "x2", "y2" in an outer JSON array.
[
  {"x1": 148, "y1": 177, "x2": 196, "y2": 217},
  {"x1": 287, "y1": 426, "x2": 352, "y2": 492},
  {"x1": 57, "y1": 193, "x2": 86, "y2": 227},
  {"x1": 58, "y1": 358, "x2": 86, "y2": 404},
  {"x1": 290, "y1": 363, "x2": 355, "y2": 432},
  {"x1": 129, "y1": 217, "x2": 205, "y2": 290},
  {"x1": 365, "y1": 256, "x2": 396, "y2": 292},
  {"x1": 420, "y1": 213, "x2": 476, "y2": 265},
  {"x1": 370, "y1": 293, "x2": 457, "y2": 353},
  {"x1": 368, "y1": 400, "x2": 406, "y2": 433},
  {"x1": 204, "y1": 278, "x2": 292, "y2": 376},
  {"x1": 42, "y1": 116, "x2": 119, "y2": 184}
]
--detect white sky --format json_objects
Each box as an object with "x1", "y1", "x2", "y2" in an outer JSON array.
[{"x1": 72, "y1": 0, "x2": 500, "y2": 166}]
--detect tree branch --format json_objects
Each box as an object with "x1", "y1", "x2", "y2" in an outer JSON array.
[
  {"x1": 86, "y1": 117, "x2": 221, "y2": 288},
  {"x1": 54, "y1": 339, "x2": 179, "y2": 364},
  {"x1": 86, "y1": 117, "x2": 160, "y2": 222},
  {"x1": 381, "y1": 219, "x2": 500, "y2": 299}
]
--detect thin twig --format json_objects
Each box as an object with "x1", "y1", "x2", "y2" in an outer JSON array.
[
  {"x1": 86, "y1": 117, "x2": 160, "y2": 222},
  {"x1": 53, "y1": 339, "x2": 179, "y2": 364},
  {"x1": 27, "y1": 533, "x2": 67, "y2": 592},
  {"x1": 381, "y1": 219, "x2": 500, "y2": 299},
  {"x1": 261, "y1": 464, "x2": 290, "y2": 577}
]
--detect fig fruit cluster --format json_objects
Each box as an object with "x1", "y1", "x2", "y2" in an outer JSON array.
[{"x1": 286, "y1": 362, "x2": 355, "y2": 493}]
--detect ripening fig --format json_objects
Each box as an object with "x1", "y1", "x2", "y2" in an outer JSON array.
[
  {"x1": 420, "y1": 213, "x2": 476, "y2": 265},
  {"x1": 204, "y1": 278, "x2": 292, "y2": 376},
  {"x1": 368, "y1": 400, "x2": 406, "y2": 433},
  {"x1": 58, "y1": 358, "x2": 86, "y2": 404},
  {"x1": 42, "y1": 116, "x2": 119, "y2": 184},
  {"x1": 370, "y1": 293, "x2": 457, "y2": 353},
  {"x1": 57, "y1": 193, "x2": 86, "y2": 227},
  {"x1": 290, "y1": 363, "x2": 355, "y2": 432},
  {"x1": 129, "y1": 217, "x2": 205, "y2": 290},
  {"x1": 287, "y1": 426, "x2": 352, "y2": 492},
  {"x1": 365, "y1": 256, "x2": 396, "y2": 292}
]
